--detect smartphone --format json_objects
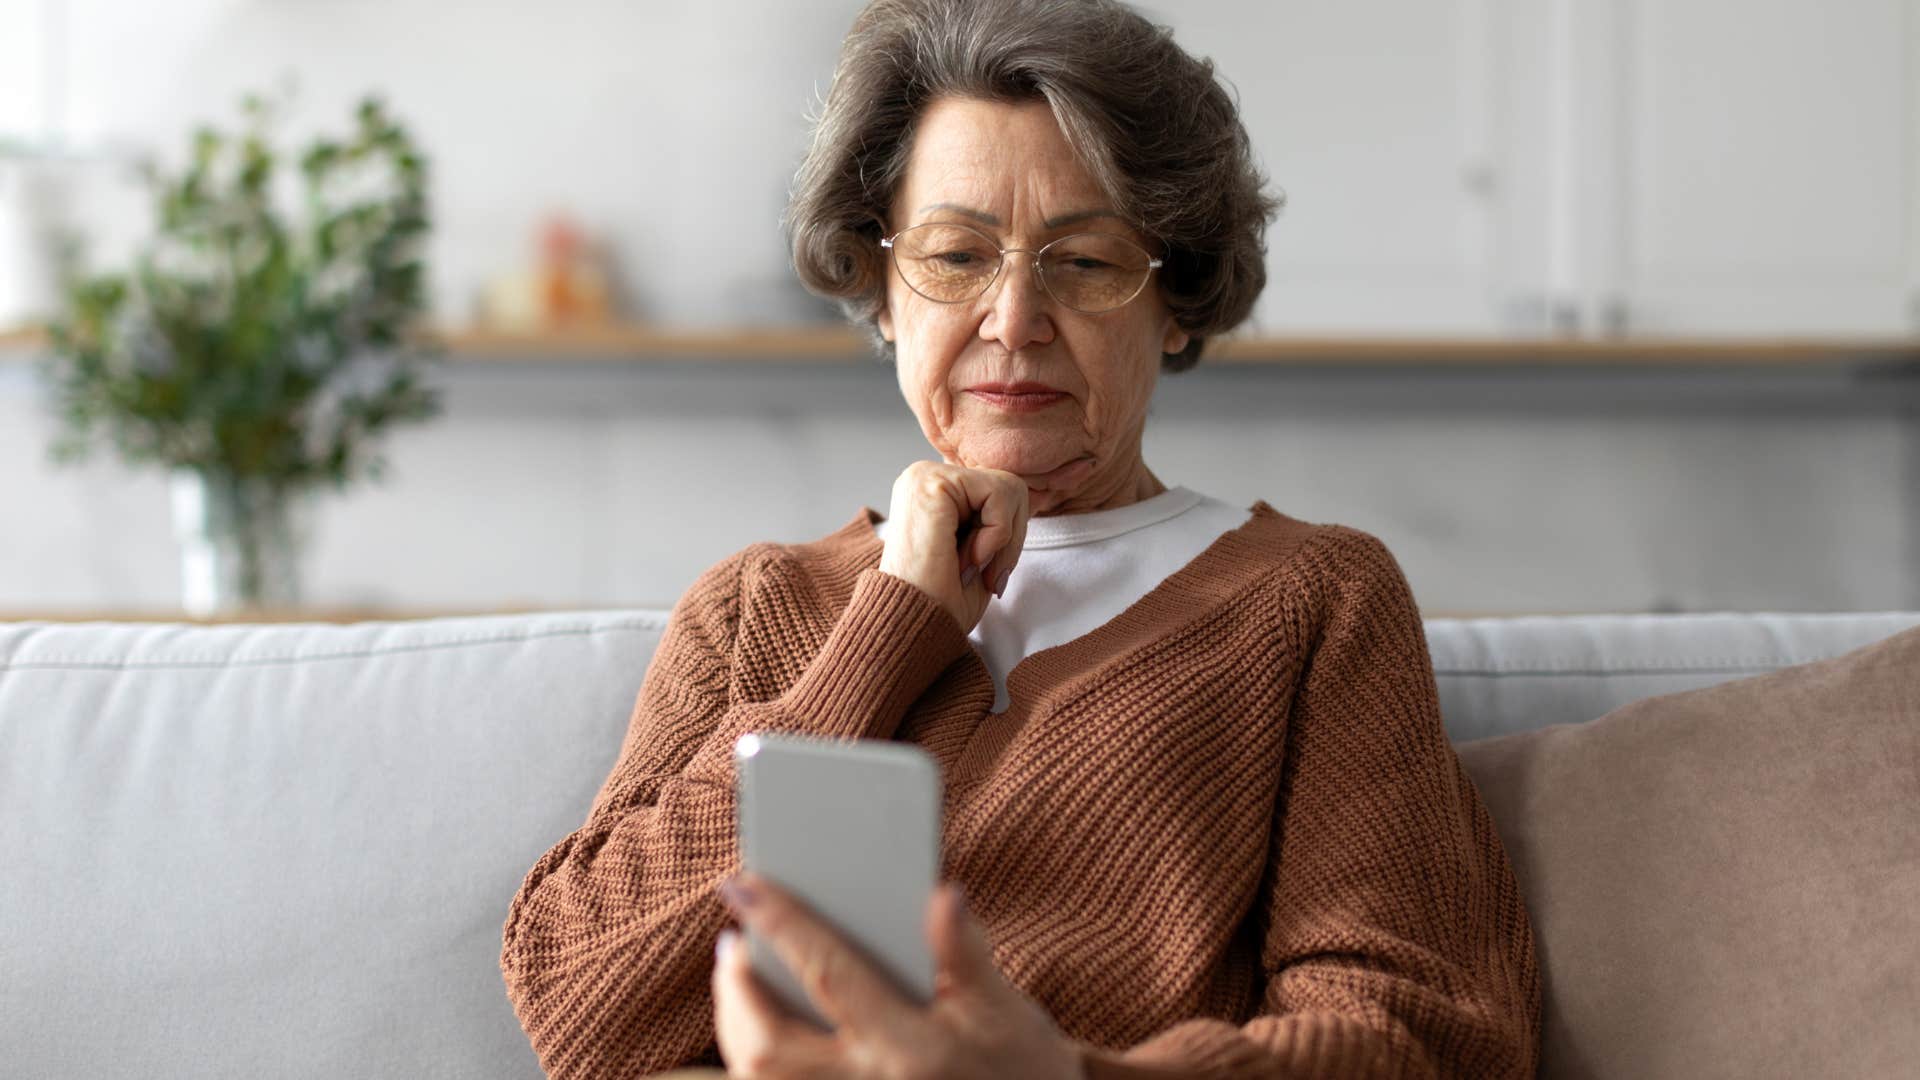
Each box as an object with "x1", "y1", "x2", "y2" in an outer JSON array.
[{"x1": 733, "y1": 732, "x2": 941, "y2": 1029}]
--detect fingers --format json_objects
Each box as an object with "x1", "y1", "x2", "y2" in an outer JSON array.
[
  {"x1": 885, "y1": 463, "x2": 977, "y2": 583},
  {"x1": 891, "y1": 461, "x2": 966, "y2": 539},
  {"x1": 982, "y1": 492, "x2": 1030, "y2": 597},
  {"x1": 925, "y1": 883, "x2": 999, "y2": 997},
  {"x1": 880, "y1": 460, "x2": 1034, "y2": 631},
  {"x1": 891, "y1": 460, "x2": 1030, "y2": 588},
  {"x1": 949, "y1": 469, "x2": 1027, "y2": 588},
  {"x1": 720, "y1": 873, "x2": 923, "y2": 1044},
  {"x1": 712, "y1": 927, "x2": 825, "y2": 1072}
]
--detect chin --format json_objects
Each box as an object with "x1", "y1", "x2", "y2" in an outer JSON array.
[{"x1": 955, "y1": 432, "x2": 1083, "y2": 479}]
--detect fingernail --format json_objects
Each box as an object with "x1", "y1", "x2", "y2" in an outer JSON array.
[
  {"x1": 959, "y1": 564, "x2": 980, "y2": 588},
  {"x1": 719, "y1": 876, "x2": 759, "y2": 912},
  {"x1": 715, "y1": 928, "x2": 738, "y2": 962},
  {"x1": 993, "y1": 567, "x2": 1011, "y2": 597}
]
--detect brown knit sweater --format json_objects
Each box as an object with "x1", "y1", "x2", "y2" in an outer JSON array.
[{"x1": 500, "y1": 501, "x2": 1541, "y2": 1078}]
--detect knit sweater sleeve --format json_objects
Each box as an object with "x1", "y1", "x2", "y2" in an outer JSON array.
[
  {"x1": 1083, "y1": 531, "x2": 1542, "y2": 1080},
  {"x1": 499, "y1": 553, "x2": 970, "y2": 1079}
]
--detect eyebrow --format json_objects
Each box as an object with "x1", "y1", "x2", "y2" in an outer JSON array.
[{"x1": 917, "y1": 203, "x2": 1125, "y2": 230}]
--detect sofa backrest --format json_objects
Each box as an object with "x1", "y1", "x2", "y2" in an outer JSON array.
[
  {"x1": 1425, "y1": 611, "x2": 1920, "y2": 740},
  {"x1": 3, "y1": 609, "x2": 1914, "y2": 1078}
]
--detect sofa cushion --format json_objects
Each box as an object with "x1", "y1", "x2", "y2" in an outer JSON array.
[
  {"x1": 1455, "y1": 624, "x2": 1920, "y2": 1079},
  {"x1": 0, "y1": 612, "x2": 664, "y2": 1080}
]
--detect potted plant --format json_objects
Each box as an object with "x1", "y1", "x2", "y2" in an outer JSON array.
[{"x1": 39, "y1": 93, "x2": 441, "y2": 615}]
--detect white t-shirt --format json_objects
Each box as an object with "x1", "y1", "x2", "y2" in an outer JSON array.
[{"x1": 874, "y1": 485, "x2": 1254, "y2": 713}]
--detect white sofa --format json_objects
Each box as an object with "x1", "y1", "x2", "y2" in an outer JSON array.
[{"x1": 4, "y1": 609, "x2": 1916, "y2": 1079}]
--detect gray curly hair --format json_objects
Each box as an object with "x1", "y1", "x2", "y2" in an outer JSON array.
[{"x1": 785, "y1": 0, "x2": 1283, "y2": 372}]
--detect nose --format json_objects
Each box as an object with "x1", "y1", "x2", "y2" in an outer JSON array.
[{"x1": 978, "y1": 250, "x2": 1056, "y2": 353}]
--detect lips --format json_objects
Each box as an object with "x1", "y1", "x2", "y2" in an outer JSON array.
[
  {"x1": 966, "y1": 382, "x2": 1069, "y2": 413},
  {"x1": 968, "y1": 390, "x2": 1068, "y2": 412},
  {"x1": 970, "y1": 381, "x2": 1064, "y2": 394}
]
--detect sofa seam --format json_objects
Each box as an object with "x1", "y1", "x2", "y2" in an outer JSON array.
[{"x1": 0, "y1": 618, "x2": 670, "y2": 672}]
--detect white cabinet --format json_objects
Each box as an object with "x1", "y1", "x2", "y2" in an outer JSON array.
[
  {"x1": 1563, "y1": 0, "x2": 1920, "y2": 338},
  {"x1": 1174, "y1": 0, "x2": 1535, "y2": 336},
  {"x1": 1172, "y1": 0, "x2": 1920, "y2": 339}
]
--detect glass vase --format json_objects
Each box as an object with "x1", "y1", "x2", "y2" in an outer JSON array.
[{"x1": 170, "y1": 469, "x2": 313, "y2": 617}]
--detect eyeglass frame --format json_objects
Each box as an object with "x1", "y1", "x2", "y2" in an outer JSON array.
[{"x1": 878, "y1": 221, "x2": 1166, "y2": 314}]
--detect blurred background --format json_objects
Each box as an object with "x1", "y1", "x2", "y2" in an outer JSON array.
[{"x1": 1, "y1": 0, "x2": 1916, "y2": 619}]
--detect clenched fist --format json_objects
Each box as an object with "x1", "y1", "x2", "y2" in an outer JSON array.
[{"x1": 877, "y1": 460, "x2": 1032, "y2": 634}]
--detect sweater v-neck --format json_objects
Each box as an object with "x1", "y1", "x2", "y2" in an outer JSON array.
[{"x1": 828, "y1": 499, "x2": 1302, "y2": 716}]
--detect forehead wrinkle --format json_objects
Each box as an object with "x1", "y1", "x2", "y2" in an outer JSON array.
[
  {"x1": 918, "y1": 202, "x2": 1002, "y2": 226},
  {"x1": 898, "y1": 105, "x2": 1120, "y2": 235},
  {"x1": 912, "y1": 204, "x2": 1123, "y2": 234}
]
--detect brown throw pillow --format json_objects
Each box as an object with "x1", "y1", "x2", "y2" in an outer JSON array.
[{"x1": 1456, "y1": 624, "x2": 1920, "y2": 1080}]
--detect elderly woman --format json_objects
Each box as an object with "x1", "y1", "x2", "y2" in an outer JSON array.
[{"x1": 501, "y1": 0, "x2": 1540, "y2": 1076}]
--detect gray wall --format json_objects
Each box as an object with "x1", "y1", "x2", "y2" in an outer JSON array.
[
  {"x1": 5, "y1": 0, "x2": 871, "y2": 327},
  {"x1": 3, "y1": 0, "x2": 1917, "y2": 616},
  {"x1": 5, "y1": 357, "x2": 1916, "y2": 615}
]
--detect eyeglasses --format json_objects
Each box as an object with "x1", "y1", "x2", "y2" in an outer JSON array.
[{"x1": 880, "y1": 221, "x2": 1163, "y2": 314}]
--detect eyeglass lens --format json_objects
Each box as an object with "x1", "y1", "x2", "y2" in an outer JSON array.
[{"x1": 888, "y1": 223, "x2": 1154, "y2": 313}]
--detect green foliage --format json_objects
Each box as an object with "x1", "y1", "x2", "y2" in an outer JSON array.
[{"x1": 40, "y1": 92, "x2": 442, "y2": 493}]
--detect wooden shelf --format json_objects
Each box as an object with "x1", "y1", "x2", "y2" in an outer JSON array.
[
  {"x1": 1207, "y1": 335, "x2": 1920, "y2": 366},
  {"x1": 439, "y1": 325, "x2": 1920, "y2": 366},
  {"x1": 0, "y1": 323, "x2": 869, "y2": 362},
  {"x1": 0, "y1": 326, "x2": 46, "y2": 351},
  {"x1": 5, "y1": 322, "x2": 1918, "y2": 367},
  {"x1": 443, "y1": 323, "x2": 869, "y2": 360}
]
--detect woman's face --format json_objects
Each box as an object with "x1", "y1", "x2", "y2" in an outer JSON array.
[{"x1": 877, "y1": 96, "x2": 1190, "y2": 514}]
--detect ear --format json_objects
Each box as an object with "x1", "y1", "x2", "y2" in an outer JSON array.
[
  {"x1": 1160, "y1": 317, "x2": 1190, "y2": 358},
  {"x1": 877, "y1": 305, "x2": 896, "y2": 343}
]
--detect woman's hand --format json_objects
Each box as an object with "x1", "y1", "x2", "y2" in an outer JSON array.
[
  {"x1": 712, "y1": 873, "x2": 1085, "y2": 1080},
  {"x1": 877, "y1": 460, "x2": 1033, "y2": 633}
]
